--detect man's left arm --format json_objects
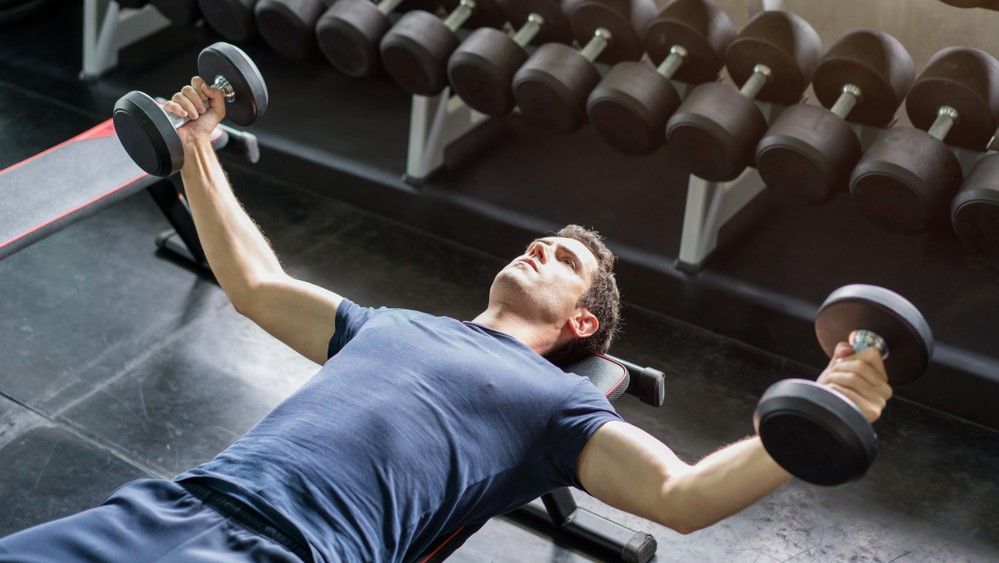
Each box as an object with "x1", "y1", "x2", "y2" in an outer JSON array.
[{"x1": 575, "y1": 344, "x2": 890, "y2": 534}]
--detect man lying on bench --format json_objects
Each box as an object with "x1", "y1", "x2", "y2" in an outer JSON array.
[{"x1": 0, "y1": 77, "x2": 893, "y2": 563}]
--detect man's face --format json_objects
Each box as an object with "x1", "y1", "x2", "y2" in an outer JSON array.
[{"x1": 489, "y1": 236, "x2": 599, "y2": 325}]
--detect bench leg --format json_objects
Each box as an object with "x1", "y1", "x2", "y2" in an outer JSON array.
[
  {"x1": 508, "y1": 488, "x2": 657, "y2": 563},
  {"x1": 146, "y1": 179, "x2": 209, "y2": 270}
]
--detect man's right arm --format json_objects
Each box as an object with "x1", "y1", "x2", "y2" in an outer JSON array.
[{"x1": 174, "y1": 80, "x2": 342, "y2": 365}]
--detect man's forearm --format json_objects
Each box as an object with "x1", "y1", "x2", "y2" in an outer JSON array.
[
  {"x1": 664, "y1": 437, "x2": 791, "y2": 533},
  {"x1": 180, "y1": 135, "x2": 282, "y2": 302}
]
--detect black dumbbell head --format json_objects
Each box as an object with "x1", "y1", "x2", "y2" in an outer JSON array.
[
  {"x1": 812, "y1": 30, "x2": 914, "y2": 128},
  {"x1": 905, "y1": 47, "x2": 999, "y2": 151},
  {"x1": 255, "y1": 0, "x2": 325, "y2": 60},
  {"x1": 380, "y1": 10, "x2": 459, "y2": 96},
  {"x1": 513, "y1": 43, "x2": 601, "y2": 134},
  {"x1": 642, "y1": 0, "x2": 735, "y2": 84},
  {"x1": 816, "y1": 284, "x2": 933, "y2": 385},
  {"x1": 448, "y1": 28, "x2": 529, "y2": 116},
  {"x1": 317, "y1": 0, "x2": 391, "y2": 77},
  {"x1": 197, "y1": 41, "x2": 270, "y2": 126},
  {"x1": 114, "y1": 91, "x2": 184, "y2": 177},
  {"x1": 755, "y1": 104, "x2": 861, "y2": 204},
  {"x1": 568, "y1": 0, "x2": 652, "y2": 64},
  {"x1": 725, "y1": 10, "x2": 821, "y2": 105},
  {"x1": 952, "y1": 153, "x2": 999, "y2": 264},
  {"x1": 199, "y1": 0, "x2": 257, "y2": 42},
  {"x1": 850, "y1": 127, "x2": 962, "y2": 234},
  {"x1": 587, "y1": 61, "x2": 680, "y2": 155},
  {"x1": 665, "y1": 82, "x2": 767, "y2": 181},
  {"x1": 755, "y1": 378, "x2": 877, "y2": 486}
]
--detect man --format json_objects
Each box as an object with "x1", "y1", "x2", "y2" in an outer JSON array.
[{"x1": 0, "y1": 78, "x2": 892, "y2": 562}]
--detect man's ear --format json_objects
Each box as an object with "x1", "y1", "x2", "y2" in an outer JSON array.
[{"x1": 567, "y1": 308, "x2": 599, "y2": 338}]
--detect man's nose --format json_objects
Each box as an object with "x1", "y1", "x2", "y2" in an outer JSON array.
[{"x1": 528, "y1": 242, "x2": 548, "y2": 263}]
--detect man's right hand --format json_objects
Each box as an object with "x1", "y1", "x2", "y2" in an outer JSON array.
[{"x1": 162, "y1": 76, "x2": 227, "y2": 146}]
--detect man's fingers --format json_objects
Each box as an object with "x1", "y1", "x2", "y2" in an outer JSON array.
[
  {"x1": 182, "y1": 85, "x2": 207, "y2": 114},
  {"x1": 191, "y1": 75, "x2": 207, "y2": 94},
  {"x1": 826, "y1": 383, "x2": 883, "y2": 422},
  {"x1": 832, "y1": 342, "x2": 854, "y2": 360},
  {"x1": 162, "y1": 101, "x2": 188, "y2": 119},
  {"x1": 826, "y1": 358, "x2": 892, "y2": 397},
  {"x1": 171, "y1": 92, "x2": 198, "y2": 118}
]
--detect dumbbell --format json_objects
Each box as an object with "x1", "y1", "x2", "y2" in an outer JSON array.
[
  {"x1": 665, "y1": 10, "x2": 821, "y2": 182},
  {"x1": 850, "y1": 48, "x2": 999, "y2": 234},
  {"x1": 445, "y1": 0, "x2": 572, "y2": 116},
  {"x1": 199, "y1": 0, "x2": 258, "y2": 42},
  {"x1": 755, "y1": 284, "x2": 933, "y2": 486},
  {"x1": 512, "y1": 0, "x2": 658, "y2": 134},
  {"x1": 113, "y1": 42, "x2": 269, "y2": 177},
  {"x1": 150, "y1": 0, "x2": 201, "y2": 24},
  {"x1": 315, "y1": 0, "x2": 439, "y2": 77},
  {"x1": 951, "y1": 134, "x2": 999, "y2": 264},
  {"x1": 755, "y1": 30, "x2": 914, "y2": 204},
  {"x1": 586, "y1": 0, "x2": 734, "y2": 155},
  {"x1": 379, "y1": 0, "x2": 506, "y2": 96},
  {"x1": 255, "y1": 0, "x2": 333, "y2": 60}
]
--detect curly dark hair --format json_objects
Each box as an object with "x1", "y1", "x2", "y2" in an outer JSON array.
[{"x1": 543, "y1": 225, "x2": 621, "y2": 367}]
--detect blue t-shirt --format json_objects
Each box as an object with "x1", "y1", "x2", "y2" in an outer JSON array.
[{"x1": 177, "y1": 299, "x2": 622, "y2": 562}]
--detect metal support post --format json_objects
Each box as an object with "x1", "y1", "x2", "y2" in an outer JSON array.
[
  {"x1": 405, "y1": 89, "x2": 488, "y2": 183},
  {"x1": 676, "y1": 168, "x2": 767, "y2": 272},
  {"x1": 82, "y1": 0, "x2": 170, "y2": 79}
]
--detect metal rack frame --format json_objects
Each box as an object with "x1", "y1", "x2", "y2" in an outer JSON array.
[{"x1": 82, "y1": 0, "x2": 169, "y2": 79}]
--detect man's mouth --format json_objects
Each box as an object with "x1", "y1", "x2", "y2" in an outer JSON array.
[{"x1": 517, "y1": 258, "x2": 539, "y2": 272}]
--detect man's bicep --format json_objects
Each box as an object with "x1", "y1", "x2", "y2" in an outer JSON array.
[
  {"x1": 575, "y1": 421, "x2": 691, "y2": 524},
  {"x1": 242, "y1": 275, "x2": 344, "y2": 365}
]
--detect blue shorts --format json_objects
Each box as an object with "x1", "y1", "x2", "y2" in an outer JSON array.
[{"x1": 0, "y1": 479, "x2": 308, "y2": 562}]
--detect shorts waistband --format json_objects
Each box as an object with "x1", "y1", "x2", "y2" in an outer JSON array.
[{"x1": 179, "y1": 480, "x2": 313, "y2": 563}]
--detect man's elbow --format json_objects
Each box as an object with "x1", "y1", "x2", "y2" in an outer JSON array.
[
  {"x1": 655, "y1": 477, "x2": 714, "y2": 535},
  {"x1": 226, "y1": 274, "x2": 275, "y2": 318},
  {"x1": 656, "y1": 513, "x2": 703, "y2": 535}
]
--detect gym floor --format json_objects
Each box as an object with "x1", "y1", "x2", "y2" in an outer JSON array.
[{"x1": 1, "y1": 6, "x2": 997, "y2": 563}]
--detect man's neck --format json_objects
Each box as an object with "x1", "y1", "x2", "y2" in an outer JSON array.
[{"x1": 471, "y1": 306, "x2": 558, "y2": 355}]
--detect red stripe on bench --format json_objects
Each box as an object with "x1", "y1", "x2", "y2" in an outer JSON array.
[{"x1": 596, "y1": 354, "x2": 629, "y2": 399}]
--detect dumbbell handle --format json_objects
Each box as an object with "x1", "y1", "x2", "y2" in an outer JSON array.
[
  {"x1": 656, "y1": 45, "x2": 687, "y2": 79},
  {"x1": 927, "y1": 106, "x2": 959, "y2": 142},
  {"x1": 579, "y1": 28, "x2": 612, "y2": 63},
  {"x1": 849, "y1": 329, "x2": 889, "y2": 359},
  {"x1": 511, "y1": 13, "x2": 544, "y2": 47},
  {"x1": 164, "y1": 75, "x2": 235, "y2": 130},
  {"x1": 739, "y1": 64, "x2": 772, "y2": 99},
  {"x1": 443, "y1": 0, "x2": 476, "y2": 32},
  {"x1": 829, "y1": 84, "x2": 862, "y2": 119}
]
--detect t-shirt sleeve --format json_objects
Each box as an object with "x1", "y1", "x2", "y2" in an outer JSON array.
[
  {"x1": 326, "y1": 299, "x2": 381, "y2": 360},
  {"x1": 545, "y1": 378, "x2": 624, "y2": 491}
]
